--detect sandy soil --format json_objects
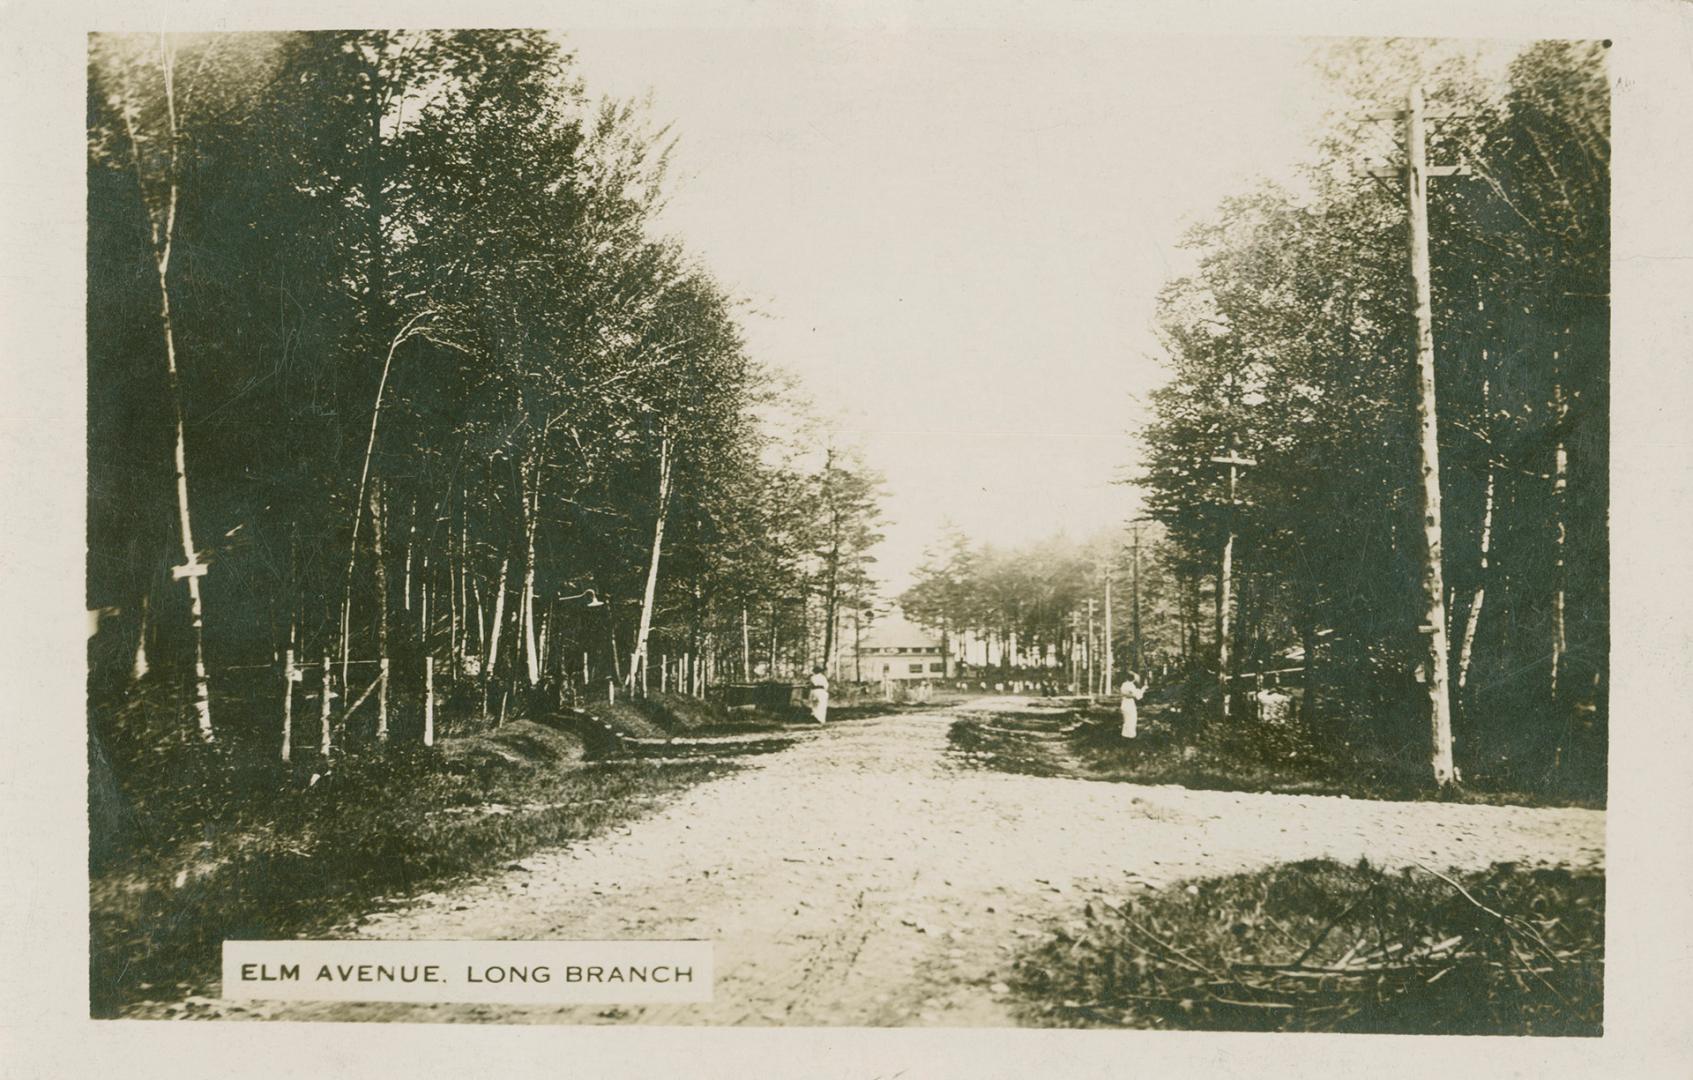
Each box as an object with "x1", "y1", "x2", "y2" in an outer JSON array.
[{"x1": 140, "y1": 697, "x2": 1605, "y2": 1026}]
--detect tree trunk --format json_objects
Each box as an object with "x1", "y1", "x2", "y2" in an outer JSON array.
[
  {"x1": 521, "y1": 470, "x2": 542, "y2": 688},
  {"x1": 1218, "y1": 524, "x2": 1234, "y2": 721},
  {"x1": 422, "y1": 549, "x2": 433, "y2": 745},
  {"x1": 122, "y1": 70, "x2": 213, "y2": 741},
  {"x1": 423, "y1": 655, "x2": 435, "y2": 747},
  {"x1": 1550, "y1": 380, "x2": 1569, "y2": 701},
  {"x1": 822, "y1": 542, "x2": 840, "y2": 676},
  {"x1": 627, "y1": 434, "x2": 673, "y2": 690},
  {"x1": 487, "y1": 556, "x2": 510, "y2": 680},
  {"x1": 448, "y1": 503, "x2": 460, "y2": 674},
  {"x1": 131, "y1": 593, "x2": 150, "y2": 682},
  {"x1": 340, "y1": 309, "x2": 435, "y2": 686},
  {"x1": 1456, "y1": 402, "x2": 1495, "y2": 694},
  {"x1": 371, "y1": 479, "x2": 390, "y2": 741},
  {"x1": 1404, "y1": 86, "x2": 1457, "y2": 786},
  {"x1": 472, "y1": 575, "x2": 487, "y2": 669},
  {"x1": 456, "y1": 491, "x2": 470, "y2": 672},
  {"x1": 741, "y1": 604, "x2": 751, "y2": 682},
  {"x1": 1301, "y1": 621, "x2": 1318, "y2": 724},
  {"x1": 281, "y1": 643, "x2": 296, "y2": 763},
  {"x1": 402, "y1": 495, "x2": 415, "y2": 611},
  {"x1": 319, "y1": 653, "x2": 334, "y2": 759}
]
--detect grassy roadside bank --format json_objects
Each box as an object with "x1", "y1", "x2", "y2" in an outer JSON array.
[
  {"x1": 90, "y1": 685, "x2": 907, "y2": 1018},
  {"x1": 1006, "y1": 858, "x2": 1603, "y2": 1035},
  {"x1": 948, "y1": 701, "x2": 1603, "y2": 809}
]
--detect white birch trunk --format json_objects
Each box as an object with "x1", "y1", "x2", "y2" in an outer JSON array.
[
  {"x1": 1457, "y1": 382, "x2": 1495, "y2": 693},
  {"x1": 487, "y1": 556, "x2": 510, "y2": 677},
  {"x1": 131, "y1": 593, "x2": 150, "y2": 682},
  {"x1": 627, "y1": 435, "x2": 673, "y2": 690},
  {"x1": 371, "y1": 479, "x2": 390, "y2": 741},
  {"x1": 121, "y1": 50, "x2": 213, "y2": 741},
  {"x1": 422, "y1": 551, "x2": 434, "y2": 746},
  {"x1": 1404, "y1": 87, "x2": 1456, "y2": 786},
  {"x1": 281, "y1": 646, "x2": 296, "y2": 763},
  {"x1": 1550, "y1": 380, "x2": 1569, "y2": 699},
  {"x1": 319, "y1": 654, "x2": 334, "y2": 758},
  {"x1": 423, "y1": 656, "x2": 435, "y2": 747}
]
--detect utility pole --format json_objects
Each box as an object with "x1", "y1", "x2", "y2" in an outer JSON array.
[
  {"x1": 1369, "y1": 86, "x2": 1469, "y2": 787},
  {"x1": 1210, "y1": 440, "x2": 1256, "y2": 721}
]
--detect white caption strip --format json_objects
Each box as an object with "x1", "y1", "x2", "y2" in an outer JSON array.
[{"x1": 223, "y1": 940, "x2": 713, "y2": 1004}]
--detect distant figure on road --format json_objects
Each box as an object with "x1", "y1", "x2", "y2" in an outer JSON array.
[
  {"x1": 808, "y1": 667, "x2": 830, "y2": 724},
  {"x1": 1119, "y1": 672, "x2": 1148, "y2": 739}
]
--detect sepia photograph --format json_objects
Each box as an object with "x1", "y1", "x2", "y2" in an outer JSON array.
[
  {"x1": 77, "y1": 23, "x2": 1619, "y2": 1037},
  {"x1": 0, "y1": 1, "x2": 1673, "y2": 1074}
]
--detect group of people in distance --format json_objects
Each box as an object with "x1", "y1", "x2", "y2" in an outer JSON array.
[{"x1": 802, "y1": 666, "x2": 1149, "y2": 737}]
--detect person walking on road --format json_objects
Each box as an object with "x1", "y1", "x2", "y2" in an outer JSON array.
[
  {"x1": 808, "y1": 667, "x2": 830, "y2": 724},
  {"x1": 1119, "y1": 671, "x2": 1147, "y2": 739}
]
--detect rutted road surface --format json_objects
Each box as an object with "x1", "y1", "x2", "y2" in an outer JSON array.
[{"x1": 177, "y1": 697, "x2": 1605, "y2": 1026}]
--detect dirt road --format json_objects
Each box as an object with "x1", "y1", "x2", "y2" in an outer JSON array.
[{"x1": 170, "y1": 697, "x2": 1605, "y2": 1026}]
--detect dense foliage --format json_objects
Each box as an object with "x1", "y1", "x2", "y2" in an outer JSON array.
[
  {"x1": 87, "y1": 31, "x2": 887, "y2": 757},
  {"x1": 903, "y1": 42, "x2": 1608, "y2": 794}
]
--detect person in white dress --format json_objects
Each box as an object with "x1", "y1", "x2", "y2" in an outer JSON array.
[
  {"x1": 1119, "y1": 672, "x2": 1147, "y2": 738},
  {"x1": 808, "y1": 667, "x2": 830, "y2": 724}
]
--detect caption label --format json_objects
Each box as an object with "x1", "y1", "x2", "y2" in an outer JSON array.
[{"x1": 222, "y1": 940, "x2": 713, "y2": 1004}]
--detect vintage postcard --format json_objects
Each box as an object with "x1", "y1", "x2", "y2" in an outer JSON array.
[{"x1": 6, "y1": 0, "x2": 1693, "y2": 1077}]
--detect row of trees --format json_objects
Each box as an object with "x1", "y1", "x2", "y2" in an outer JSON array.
[
  {"x1": 87, "y1": 30, "x2": 886, "y2": 757},
  {"x1": 900, "y1": 525, "x2": 1187, "y2": 686},
  {"x1": 1135, "y1": 41, "x2": 1608, "y2": 786},
  {"x1": 899, "y1": 41, "x2": 1607, "y2": 792}
]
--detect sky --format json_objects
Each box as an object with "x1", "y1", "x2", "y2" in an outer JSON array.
[{"x1": 562, "y1": 30, "x2": 1335, "y2": 592}]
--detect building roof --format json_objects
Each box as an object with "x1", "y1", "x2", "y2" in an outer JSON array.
[{"x1": 857, "y1": 609, "x2": 942, "y2": 652}]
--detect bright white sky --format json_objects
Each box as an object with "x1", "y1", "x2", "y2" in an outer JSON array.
[{"x1": 564, "y1": 30, "x2": 1334, "y2": 592}]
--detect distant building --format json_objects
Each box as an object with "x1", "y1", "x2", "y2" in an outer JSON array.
[{"x1": 849, "y1": 610, "x2": 950, "y2": 682}]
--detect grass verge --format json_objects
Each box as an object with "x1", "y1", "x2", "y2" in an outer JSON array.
[
  {"x1": 949, "y1": 700, "x2": 1602, "y2": 808},
  {"x1": 90, "y1": 692, "x2": 736, "y2": 1019},
  {"x1": 1009, "y1": 858, "x2": 1603, "y2": 1035}
]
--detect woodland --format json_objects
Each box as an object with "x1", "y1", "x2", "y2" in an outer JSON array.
[
  {"x1": 88, "y1": 30, "x2": 886, "y2": 760},
  {"x1": 902, "y1": 41, "x2": 1609, "y2": 795}
]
